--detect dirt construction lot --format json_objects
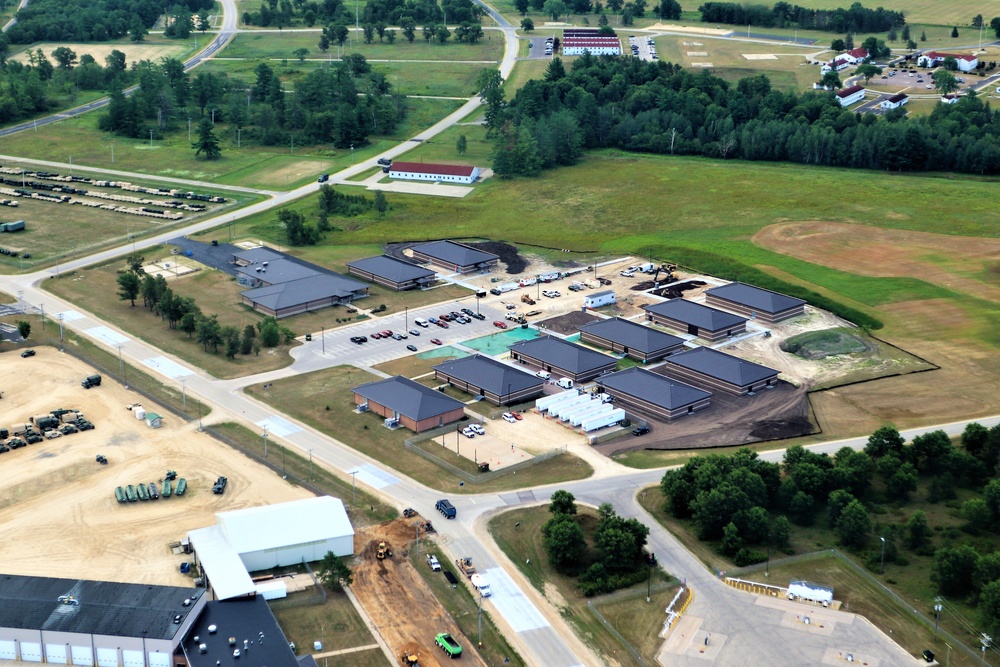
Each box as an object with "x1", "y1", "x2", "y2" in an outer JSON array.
[
  {"x1": 352, "y1": 519, "x2": 486, "y2": 667},
  {"x1": 0, "y1": 348, "x2": 312, "y2": 586}
]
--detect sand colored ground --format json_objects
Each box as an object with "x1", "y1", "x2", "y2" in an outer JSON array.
[
  {"x1": 352, "y1": 519, "x2": 487, "y2": 667},
  {"x1": 650, "y1": 24, "x2": 733, "y2": 36},
  {"x1": 10, "y1": 43, "x2": 187, "y2": 65},
  {"x1": 753, "y1": 221, "x2": 1000, "y2": 302},
  {"x1": 0, "y1": 348, "x2": 312, "y2": 587}
]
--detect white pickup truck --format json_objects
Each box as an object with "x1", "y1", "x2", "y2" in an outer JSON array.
[{"x1": 426, "y1": 554, "x2": 441, "y2": 571}]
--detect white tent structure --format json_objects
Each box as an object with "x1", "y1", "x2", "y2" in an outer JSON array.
[
  {"x1": 787, "y1": 580, "x2": 834, "y2": 605},
  {"x1": 188, "y1": 496, "x2": 354, "y2": 600}
]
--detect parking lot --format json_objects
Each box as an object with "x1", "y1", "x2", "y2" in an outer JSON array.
[
  {"x1": 627, "y1": 33, "x2": 658, "y2": 61},
  {"x1": 525, "y1": 35, "x2": 554, "y2": 59}
]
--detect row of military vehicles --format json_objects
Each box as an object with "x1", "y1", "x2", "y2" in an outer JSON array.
[
  {"x1": 115, "y1": 469, "x2": 187, "y2": 503},
  {"x1": 0, "y1": 408, "x2": 95, "y2": 453}
]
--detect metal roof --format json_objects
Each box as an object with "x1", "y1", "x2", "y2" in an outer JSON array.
[
  {"x1": 236, "y1": 259, "x2": 319, "y2": 285},
  {"x1": 347, "y1": 255, "x2": 436, "y2": 283},
  {"x1": 706, "y1": 282, "x2": 805, "y2": 313},
  {"x1": 186, "y1": 526, "x2": 257, "y2": 601},
  {"x1": 433, "y1": 354, "x2": 544, "y2": 395},
  {"x1": 597, "y1": 367, "x2": 711, "y2": 409},
  {"x1": 411, "y1": 240, "x2": 498, "y2": 268},
  {"x1": 217, "y1": 497, "x2": 353, "y2": 556},
  {"x1": 642, "y1": 299, "x2": 747, "y2": 331},
  {"x1": 240, "y1": 274, "x2": 368, "y2": 311},
  {"x1": 508, "y1": 335, "x2": 617, "y2": 374},
  {"x1": 578, "y1": 317, "x2": 685, "y2": 354},
  {"x1": 233, "y1": 247, "x2": 283, "y2": 265},
  {"x1": 352, "y1": 375, "x2": 466, "y2": 420},
  {"x1": 0, "y1": 573, "x2": 199, "y2": 639},
  {"x1": 389, "y1": 162, "x2": 477, "y2": 177},
  {"x1": 182, "y1": 597, "x2": 299, "y2": 667},
  {"x1": 666, "y1": 347, "x2": 778, "y2": 386}
]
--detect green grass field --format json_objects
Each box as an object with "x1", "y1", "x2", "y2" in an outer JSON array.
[
  {"x1": 220, "y1": 31, "x2": 497, "y2": 61},
  {"x1": 489, "y1": 505, "x2": 676, "y2": 666},
  {"x1": 273, "y1": 590, "x2": 375, "y2": 652}
]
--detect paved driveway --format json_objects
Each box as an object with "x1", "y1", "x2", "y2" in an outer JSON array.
[
  {"x1": 526, "y1": 36, "x2": 553, "y2": 59},
  {"x1": 167, "y1": 236, "x2": 243, "y2": 276}
]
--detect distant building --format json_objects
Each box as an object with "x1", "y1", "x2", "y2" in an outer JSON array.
[
  {"x1": 433, "y1": 354, "x2": 544, "y2": 405},
  {"x1": 918, "y1": 51, "x2": 978, "y2": 72},
  {"x1": 562, "y1": 28, "x2": 622, "y2": 56},
  {"x1": 352, "y1": 375, "x2": 467, "y2": 432},
  {"x1": 596, "y1": 367, "x2": 712, "y2": 420},
  {"x1": 662, "y1": 347, "x2": 779, "y2": 395},
  {"x1": 835, "y1": 85, "x2": 866, "y2": 107},
  {"x1": 508, "y1": 335, "x2": 617, "y2": 382},
  {"x1": 880, "y1": 92, "x2": 909, "y2": 110},
  {"x1": 704, "y1": 282, "x2": 806, "y2": 323},
  {"x1": 642, "y1": 299, "x2": 747, "y2": 341},
  {"x1": 347, "y1": 255, "x2": 436, "y2": 291},
  {"x1": 388, "y1": 162, "x2": 480, "y2": 184},
  {"x1": 583, "y1": 290, "x2": 616, "y2": 309},
  {"x1": 578, "y1": 317, "x2": 686, "y2": 363},
  {"x1": 410, "y1": 240, "x2": 499, "y2": 274},
  {"x1": 941, "y1": 93, "x2": 960, "y2": 104},
  {"x1": 821, "y1": 58, "x2": 850, "y2": 74},
  {"x1": 842, "y1": 47, "x2": 869, "y2": 64}
]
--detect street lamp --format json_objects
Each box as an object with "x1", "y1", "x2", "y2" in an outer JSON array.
[
  {"x1": 117, "y1": 344, "x2": 128, "y2": 389},
  {"x1": 982, "y1": 634, "x2": 992, "y2": 667},
  {"x1": 879, "y1": 536, "x2": 886, "y2": 574},
  {"x1": 57, "y1": 313, "x2": 64, "y2": 351},
  {"x1": 477, "y1": 591, "x2": 483, "y2": 646},
  {"x1": 350, "y1": 144, "x2": 354, "y2": 163},
  {"x1": 181, "y1": 378, "x2": 187, "y2": 412},
  {"x1": 262, "y1": 426, "x2": 269, "y2": 459},
  {"x1": 349, "y1": 470, "x2": 357, "y2": 505},
  {"x1": 308, "y1": 449, "x2": 314, "y2": 480},
  {"x1": 934, "y1": 598, "x2": 943, "y2": 638}
]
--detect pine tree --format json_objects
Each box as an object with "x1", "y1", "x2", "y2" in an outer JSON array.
[{"x1": 193, "y1": 118, "x2": 222, "y2": 160}]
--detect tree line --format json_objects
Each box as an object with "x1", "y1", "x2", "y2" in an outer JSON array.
[
  {"x1": 660, "y1": 422, "x2": 1000, "y2": 635},
  {"x1": 99, "y1": 55, "x2": 405, "y2": 151},
  {"x1": 115, "y1": 254, "x2": 294, "y2": 359},
  {"x1": 3, "y1": 0, "x2": 211, "y2": 43},
  {"x1": 0, "y1": 43, "x2": 135, "y2": 124},
  {"x1": 278, "y1": 186, "x2": 387, "y2": 245},
  {"x1": 542, "y1": 491, "x2": 653, "y2": 596},
  {"x1": 487, "y1": 54, "x2": 1000, "y2": 178},
  {"x1": 241, "y1": 0, "x2": 481, "y2": 32},
  {"x1": 698, "y1": 1, "x2": 903, "y2": 34}
]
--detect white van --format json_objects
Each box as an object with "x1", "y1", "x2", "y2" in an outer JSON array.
[
  {"x1": 470, "y1": 573, "x2": 492, "y2": 597},
  {"x1": 414, "y1": 317, "x2": 429, "y2": 327},
  {"x1": 536, "y1": 371, "x2": 551, "y2": 381},
  {"x1": 556, "y1": 378, "x2": 574, "y2": 389}
]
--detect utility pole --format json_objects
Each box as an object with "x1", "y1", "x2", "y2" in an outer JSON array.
[
  {"x1": 57, "y1": 313, "x2": 64, "y2": 351},
  {"x1": 934, "y1": 598, "x2": 943, "y2": 638},
  {"x1": 349, "y1": 471, "x2": 357, "y2": 505},
  {"x1": 981, "y1": 634, "x2": 991, "y2": 666},
  {"x1": 181, "y1": 379, "x2": 187, "y2": 412},
  {"x1": 262, "y1": 427, "x2": 269, "y2": 459},
  {"x1": 477, "y1": 592, "x2": 483, "y2": 646},
  {"x1": 879, "y1": 536, "x2": 886, "y2": 574},
  {"x1": 149, "y1": 129, "x2": 154, "y2": 149}
]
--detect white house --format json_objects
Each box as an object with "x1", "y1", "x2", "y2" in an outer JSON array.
[
  {"x1": 584, "y1": 290, "x2": 616, "y2": 308},
  {"x1": 880, "y1": 92, "x2": 908, "y2": 109},
  {"x1": 918, "y1": 51, "x2": 978, "y2": 72},
  {"x1": 389, "y1": 161, "x2": 480, "y2": 184},
  {"x1": 835, "y1": 85, "x2": 866, "y2": 107},
  {"x1": 941, "y1": 94, "x2": 960, "y2": 104},
  {"x1": 841, "y1": 47, "x2": 869, "y2": 65},
  {"x1": 821, "y1": 57, "x2": 850, "y2": 74},
  {"x1": 188, "y1": 496, "x2": 355, "y2": 600}
]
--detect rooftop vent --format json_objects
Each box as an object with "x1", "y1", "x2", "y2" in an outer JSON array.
[
  {"x1": 208, "y1": 625, "x2": 217, "y2": 634},
  {"x1": 173, "y1": 615, "x2": 182, "y2": 624},
  {"x1": 198, "y1": 645, "x2": 207, "y2": 654},
  {"x1": 182, "y1": 598, "x2": 192, "y2": 607},
  {"x1": 228, "y1": 638, "x2": 236, "y2": 647}
]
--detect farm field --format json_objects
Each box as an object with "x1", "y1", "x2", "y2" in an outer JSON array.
[
  {"x1": 214, "y1": 150, "x2": 1000, "y2": 452},
  {"x1": 8, "y1": 39, "x2": 190, "y2": 64}
]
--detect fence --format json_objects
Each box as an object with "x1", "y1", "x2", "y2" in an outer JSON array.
[{"x1": 585, "y1": 581, "x2": 686, "y2": 667}]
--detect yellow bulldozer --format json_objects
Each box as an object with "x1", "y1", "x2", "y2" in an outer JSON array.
[
  {"x1": 376, "y1": 541, "x2": 393, "y2": 560},
  {"x1": 399, "y1": 651, "x2": 419, "y2": 667}
]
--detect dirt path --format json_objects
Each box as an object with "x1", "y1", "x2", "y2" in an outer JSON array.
[
  {"x1": 351, "y1": 519, "x2": 487, "y2": 667},
  {"x1": 0, "y1": 349, "x2": 312, "y2": 586}
]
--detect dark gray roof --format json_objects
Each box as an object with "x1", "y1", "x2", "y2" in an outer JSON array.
[
  {"x1": 433, "y1": 354, "x2": 543, "y2": 395},
  {"x1": 706, "y1": 282, "x2": 806, "y2": 314},
  {"x1": 348, "y1": 255, "x2": 436, "y2": 283},
  {"x1": 643, "y1": 299, "x2": 747, "y2": 331},
  {"x1": 352, "y1": 375, "x2": 466, "y2": 420},
  {"x1": 412, "y1": 241, "x2": 498, "y2": 267},
  {"x1": 236, "y1": 259, "x2": 319, "y2": 285},
  {"x1": 241, "y1": 274, "x2": 368, "y2": 310},
  {"x1": 509, "y1": 335, "x2": 617, "y2": 374},
  {"x1": 234, "y1": 248, "x2": 284, "y2": 265},
  {"x1": 578, "y1": 317, "x2": 685, "y2": 353},
  {"x1": 597, "y1": 367, "x2": 711, "y2": 409},
  {"x1": 666, "y1": 347, "x2": 778, "y2": 386},
  {"x1": 183, "y1": 597, "x2": 297, "y2": 667},
  {"x1": 0, "y1": 573, "x2": 199, "y2": 639}
]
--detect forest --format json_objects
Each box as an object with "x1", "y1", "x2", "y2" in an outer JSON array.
[
  {"x1": 3, "y1": 0, "x2": 212, "y2": 43},
  {"x1": 487, "y1": 55, "x2": 1000, "y2": 178},
  {"x1": 240, "y1": 0, "x2": 481, "y2": 30},
  {"x1": 659, "y1": 423, "x2": 1000, "y2": 636},
  {"x1": 698, "y1": 1, "x2": 904, "y2": 33},
  {"x1": 99, "y1": 55, "x2": 406, "y2": 148},
  {"x1": 0, "y1": 41, "x2": 135, "y2": 124}
]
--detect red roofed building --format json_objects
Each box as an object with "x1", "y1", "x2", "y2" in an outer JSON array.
[
  {"x1": 918, "y1": 51, "x2": 979, "y2": 72},
  {"x1": 880, "y1": 92, "x2": 908, "y2": 110},
  {"x1": 835, "y1": 84, "x2": 866, "y2": 107},
  {"x1": 388, "y1": 161, "x2": 481, "y2": 184},
  {"x1": 562, "y1": 28, "x2": 622, "y2": 55},
  {"x1": 842, "y1": 47, "x2": 869, "y2": 64},
  {"x1": 821, "y1": 57, "x2": 850, "y2": 74}
]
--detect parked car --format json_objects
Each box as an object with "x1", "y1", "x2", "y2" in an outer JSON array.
[
  {"x1": 490, "y1": 288, "x2": 502, "y2": 295},
  {"x1": 381, "y1": 330, "x2": 393, "y2": 337},
  {"x1": 461, "y1": 427, "x2": 476, "y2": 438},
  {"x1": 409, "y1": 329, "x2": 421, "y2": 336},
  {"x1": 371, "y1": 332, "x2": 382, "y2": 339},
  {"x1": 620, "y1": 270, "x2": 635, "y2": 277},
  {"x1": 461, "y1": 308, "x2": 474, "y2": 315},
  {"x1": 431, "y1": 338, "x2": 443, "y2": 345},
  {"x1": 470, "y1": 424, "x2": 485, "y2": 435},
  {"x1": 20, "y1": 349, "x2": 35, "y2": 358},
  {"x1": 436, "y1": 320, "x2": 449, "y2": 329},
  {"x1": 502, "y1": 412, "x2": 517, "y2": 423},
  {"x1": 632, "y1": 426, "x2": 650, "y2": 436},
  {"x1": 493, "y1": 321, "x2": 507, "y2": 329},
  {"x1": 471, "y1": 312, "x2": 486, "y2": 320},
  {"x1": 426, "y1": 554, "x2": 442, "y2": 571},
  {"x1": 317, "y1": 174, "x2": 329, "y2": 182},
  {"x1": 406, "y1": 344, "x2": 418, "y2": 352}
]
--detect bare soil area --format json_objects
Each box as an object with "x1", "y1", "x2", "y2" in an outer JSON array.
[
  {"x1": 597, "y1": 380, "x2": 813, "y2": 455},
  {"x1": 0, "y1": 348, "x2": 312, "y2": 586},
  {"x1": 753, "y1": 221, "x2": 1000, "y2": 302},
  {"x1": 537, "y1": 310, "x2": 601, "y2": 335},
  {"x1": 352, "y1": 518, "x2": 486, "y2": 667}
]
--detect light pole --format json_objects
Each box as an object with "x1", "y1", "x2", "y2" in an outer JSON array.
[
  {"x1": 57, "y1": 313, "x2": 64, "y2": 351},
  {"x1": 934, "y1": 597, "x2": 943, "y2": 638},
  {"x1": 982, "y1": 634, "x2": 992, "y2": 666},
  {"x1": 117, "y1": 344, "x2": 128, "y2": 389},
  {"x1": 181, "y1": 379, "x2": 187, "y2": 412},
  {"x1": 946, "y1": 643, "x2": 952, "y2": 667},
  {"x1": 149, "y1": 129, "x2": 154, "y2": 149},
  {"x1": 350, "y1": 144, "x2": 354, "y2": 163},
  {"x1": 879, "y1": 536, "x2": 886, "y2": 574},
  {"x1": 308, "y1": 449, "x2": 314, "y2": 480},
  {"x1": 262, "y1": 427, "x2": 269, "y2": 459},
  {"x1": 477, "y1": 591, "x2": 483, "y2": 646},
  {"x1": 404, "y1": 307, "x2": 408, "y2": 332},
  {"x1": 349, "y1": 470, "x2": 357, "y2": 505},
  {"x1": 321, "y1": 326, "x2": 325, "y2": 354}
]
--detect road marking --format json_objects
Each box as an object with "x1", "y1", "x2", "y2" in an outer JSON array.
[
  {"x1": 482, "y1": 567, "x2": 550, "y2": 632},
  {"x1": 86, "y1": 326, "x2": 129, "y2": 346},
  {"x1": 352, "y1": 463, "x2": 400, "y2": 489},
  {"x1": 256, "y1": 416, "x2": 301, "y2": 437},
  {"x1": 142, "y1": 355, "x2": 194, "y2": 379},
  {"x1": 56, "y1": 310, "x2": 85, "y2": 321}
]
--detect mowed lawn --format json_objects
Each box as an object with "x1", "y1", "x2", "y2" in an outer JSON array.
[
  {"x1": 219, "y1": 32, "x2": 496, "y2": 61},
  {"x1": 656, "y1": 36, "x2": 820, "y2": 90}
]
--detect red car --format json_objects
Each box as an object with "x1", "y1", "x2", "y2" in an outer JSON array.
[
  {"x1": 439, "y1": 314, "x2": 452, "y2": 321},
  {"x1": 511, "y1": 411, "x2": 523, "y2": 420},
  {"x1": 371, "y1": 332, "x2": 382, "y2": 339},
  {"x1": 436, "y1": 321, "x2": 449, "y2": 328},
  {"x1": 382, "y1": 330, "x2": 392, "y2": 337},
  {"x1": 430, "y1": 338, "x2": 443, "y2": 345},
  {"x1": 493, "y1": 321, "x2": 507, "y2": 329}
]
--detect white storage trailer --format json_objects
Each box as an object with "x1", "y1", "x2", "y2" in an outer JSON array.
[
  {"x1": 548, "y1": 395, "x2": 592, "y2": 418},
  {"x1": 536, "y1": 390, "x2": 576, "y2": 412},
  {"x1": 582, "y1": 408, "x2": 625, "y2": 432},
  {"x1": 571, "y1": 403, "x2": 615, "y2": 427},
  {"x1": 542, "y1": 392, "x2": 588, "y2": 415},
  {"x1": 561, "y1": 400, "x2": 602, "y2": 423}
]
